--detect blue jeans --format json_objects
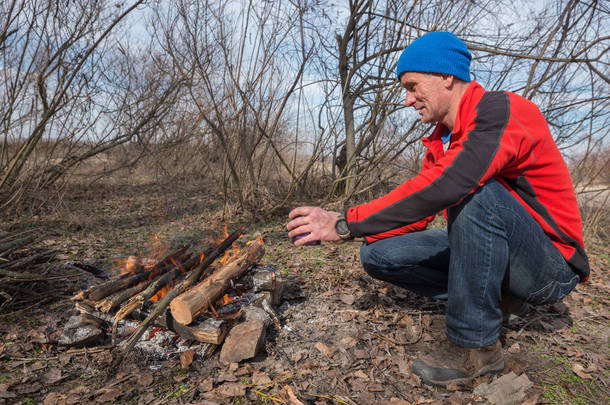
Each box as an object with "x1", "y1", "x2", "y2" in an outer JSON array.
[{"x1": 360, "y1": 179, "x2": 579, "y2": 348}]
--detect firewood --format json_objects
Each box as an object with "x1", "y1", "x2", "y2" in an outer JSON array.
[
  {"x1": 96, "y1": 278, "x2": 155, "y2": 313},
  {"x1": 0, "y1": 229, "x2": 36, "y2": 244},
  {"x1": 166, "y1": 312, "x2": 227, "y2": 344},
  {"x1": 75, "y1": 301, "x2": 168, "y2": 328},
  {"x1": 64, "y1": 262, "x2": 111, "y2": 280},
  {"x1": 79, "y1": 271, "x2": 150, "y2": 301},
  {"x1": 75, "y1": 302, "x2": 115, "y2": 324},
  {"x1": 170, "y1": 240, "x2": 265, "y2": 325},
  {"x1": 119, "y1": 225, "x2": 247, "y2": 352},
  {"x1": 73, "y1": 245, "x2": 192, "y2": 302},
  {"x1": 250, "y1": 266, "x2": 283, "y2": 306},
  {"x1": 99, "y1": 252, "x2": 196, "y2": 316},
  {"x1": 109, "y1": 267, "x2": 186, "y2": 344},
  {"x1": 109, "y1": 253, "x2": 201, "y2": 343}
]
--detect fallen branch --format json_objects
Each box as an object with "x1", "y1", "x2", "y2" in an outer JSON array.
[{"x1": 0, "y1": 234, "x2": 36, "y2": 256}]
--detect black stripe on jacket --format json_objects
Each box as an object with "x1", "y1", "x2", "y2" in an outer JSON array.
[{"x1": 350, "y1": 91, "x2": 510, "y2": 236}]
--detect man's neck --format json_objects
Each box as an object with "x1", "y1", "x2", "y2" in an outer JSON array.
[{"x1": 442, "y1": 81, "x2": 471, "y2": 131}]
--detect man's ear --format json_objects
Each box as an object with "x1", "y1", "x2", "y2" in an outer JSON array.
[{"x1": 442, "y1": 74, "x2": 454, "y2": 89}]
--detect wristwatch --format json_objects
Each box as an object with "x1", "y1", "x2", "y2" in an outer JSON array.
[{"x1": 335, "y1": 215, "x2": 354, "y2": 241}]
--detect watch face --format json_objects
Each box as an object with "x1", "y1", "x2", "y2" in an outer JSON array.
[{"x1": 336, "y1": 218, "x2": 349, "y2": 235}]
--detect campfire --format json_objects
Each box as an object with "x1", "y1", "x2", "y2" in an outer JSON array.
[{"x1": 62, "y1": 225, "x2": 282, "y2": 365}]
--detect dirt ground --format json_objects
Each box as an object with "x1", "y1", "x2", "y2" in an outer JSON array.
[{"x1": 0, "y1": 180, "x2": 608, "y2": 404}]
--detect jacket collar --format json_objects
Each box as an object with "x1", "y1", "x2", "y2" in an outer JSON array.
[
  {"x1": 452, "y1": 80, "x2": 486, "y2": 138},
  {"x1": 422, "y1": 80, "x2": 487, "y2": 149}
]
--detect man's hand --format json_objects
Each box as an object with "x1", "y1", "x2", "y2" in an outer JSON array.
[{"x1": 287, "y1": 206, "x2": 342, "y2": 246}]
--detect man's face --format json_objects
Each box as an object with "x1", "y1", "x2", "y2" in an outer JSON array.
[{"x1": 399, "y1": 72, "x2": 449, "y2": 124}]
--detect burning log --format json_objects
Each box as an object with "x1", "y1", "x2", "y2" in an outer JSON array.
[
  {"x1": 109, "y1": 262, "x2": 194, "y2": 343},
  {"x1": 72, "y1": 245, "x2": 192, "y2": 301},
  {"x1": 75, "y1": 271, "x2": 149, "y2": 302},
  {"x1": 170, "y1": 240, "x2": 265, "y2": 325},
  {"x1": 96, "y1": 278, "x2": 156, "y2": 313},
  {"x1": 120, "y1": 225, "x2": 246, "y2": 352},
  {"x1": 109, "y1": 248, "x2": 215, "y2": 336}
]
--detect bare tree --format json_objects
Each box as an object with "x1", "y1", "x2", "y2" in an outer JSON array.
[
  {"x1": 153, "y1": 0, "x2": 324, "y2": 212},
  {"x1": 0, "y1": 0, "x2": 188, "y2": 212}
]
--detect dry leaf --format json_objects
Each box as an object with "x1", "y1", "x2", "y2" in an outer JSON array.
[
  {"x1": 474, "y1": 372, "x2": 533, "y2": 405},
  {"x1": 340, "y1": 294, "x2": 355, "y2": 305},
  {"x1": 284, "y1": 385, "x2": 305, "y2": 405},
  {"x1": 339, "y1": 336, "x2": 358, "y2": 348},
  {"x1": 29, "y1": 361, "x2": 45, "y2": 372},
  {"x1": 235, "y1": 363, "x2": 254, "y2": 376},
  {"x1": 42, "y1": 368, "x2": 62, "y2": 385},
  {"x1": 173, "y1": 374, "x2": 188, "y2": 383},
  {"x1": 314, "y1": 342, "x2": 337, "y2": 358},
  {"x1": 507, "y1": 343, "x2": 520, "y2": 353},
  {"x1": 95, "y1": 388, "x2": 121, "y2": 403},
  {"x1": 216, "y1": 382, "x2": 246, "y2": 397},
  {"x1": 180, "y1": 349, "x2": 195, "y2": 369},
  {"x1": 394, "y1": 357, "x2": 410, "y2": 375},
  {"x1": 139, "y1": 372, "x2": 153, "y2": 387},
  {"x1": 216, "y1": 370, "x2": 238, "y2": 383},
  {"x1": 198, "y1": 378, "x2": 214, "y2": 392},
  {"x1": 446, "y1": 381, "x2": 460, "y2": 391},
  {"x1": 252, "y1": 371, "x2": 271, "y2": 385},
  {"x1": 351, "y1": 370, "x2": 369, "y2": 380},
  {"x1": 43, "y1": 392, "x2": 67, "y2": 405},
  {"x1": 572, "y1": 363, "x2": 592, "y2": 379}
]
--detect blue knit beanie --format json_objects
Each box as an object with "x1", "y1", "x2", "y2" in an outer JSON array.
[{"x1": 396, "y1": 32, "x2": 471, "y2": 82}]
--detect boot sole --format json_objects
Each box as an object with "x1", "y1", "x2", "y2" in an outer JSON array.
[{"x1": 419, "y1": 358, "x2": 505, "y2": 387}]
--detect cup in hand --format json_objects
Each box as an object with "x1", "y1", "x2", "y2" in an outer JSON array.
[{"x1": 290, "y1": 215, "x2": 321, "y2": 246}]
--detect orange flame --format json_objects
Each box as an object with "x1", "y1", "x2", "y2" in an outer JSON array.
[
  {"x1": 118, "y1": 256, "x2": 140, "y2": 275},
  {"x1": 216, "y1": 293, "x2": 236, "y2": 307},
  {"x1": 219, "y1": 242, "x2": 241, "y2": 266},
  {"x1": 246, "y1": 233, "x2": 264, "y2": 246},
  {"x1": 149, "y1": 279, "x2": 176, "y2": 302}
]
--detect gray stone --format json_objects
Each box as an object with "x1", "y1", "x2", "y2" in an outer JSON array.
[
  {"x1": 241, "y1": 305, "x2": 272, "y2": 327},
  {"x1": 58, "y1": 324, "x2": 104, "y2": 347}
]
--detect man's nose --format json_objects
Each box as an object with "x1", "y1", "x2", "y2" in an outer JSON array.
[{"x1": 404, "y1": 92, "x2": 416, "y2": 107}]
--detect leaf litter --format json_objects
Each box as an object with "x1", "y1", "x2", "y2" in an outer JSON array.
[{"x1": 0, "y1": 184, "x2": 608, "y2": 404}]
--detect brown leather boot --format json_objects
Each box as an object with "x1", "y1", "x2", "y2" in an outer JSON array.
[{"x1": 411, "y1": 340, "x2": 504, "y2": 386}]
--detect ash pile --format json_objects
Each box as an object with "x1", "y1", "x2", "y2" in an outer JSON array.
[{"x1": 61, "y1": 227, "x2": 282, "y2": 366}]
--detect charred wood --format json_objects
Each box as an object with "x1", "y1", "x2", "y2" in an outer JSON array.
[{"x1": 166, "y1": 311, "x2": 227, "y2": 345}]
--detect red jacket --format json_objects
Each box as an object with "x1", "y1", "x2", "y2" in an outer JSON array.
[{"x1": 346, "y1": 81, "x2": 589, "y2": 281}]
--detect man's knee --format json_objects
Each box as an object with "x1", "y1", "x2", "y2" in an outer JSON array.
[{"x1": 359, "y1": 243, "x2": 383, "y2": 279}]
